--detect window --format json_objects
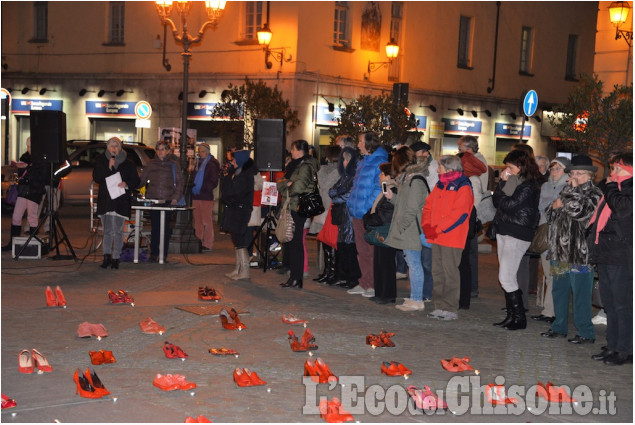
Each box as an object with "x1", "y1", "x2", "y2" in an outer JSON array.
[
  {"x1": 31, "y1": 2, "x2": 48, "y2": 42},
  {"x1": 565, "y1": 34, "x2": 579, "y2": 81},
  {"x1": 388, "y1": 2, "x2": 403, "y2": 81},
  {"x1": 519, "y1": 26, "x2": 533, "y2": 75},
  {"x1": 107, "y1": 2, "x2": 125, "y2": 45},
  {"x1": 334, "y1": 1, "x2": 350, "y2": 48},
  {"x1": 244, "y1": 1, "x2": 263, "y2": 40},
  {"x1": 457, "y1": 15, "x2": 473, "y2": 69}
]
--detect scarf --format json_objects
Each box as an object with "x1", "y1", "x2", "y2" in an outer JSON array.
[
  {"x1": 285, "y1": 156, "x2": 305, "y2": 179},
  {"x1": 105, "y1": 149, "x2": 127, "y2": 169},
  {"x1": 502, "y1": 174, "x2": 525, "y2": 196},
  {"x1": 192, "y1": 155, "x2": 210, "y2": 195},
  {"x1": 588, "y1": 168, "x2": 633, "y2": 244},
  {"x1": 439, "y1": 170, "x2": 462, "y2": 185}
]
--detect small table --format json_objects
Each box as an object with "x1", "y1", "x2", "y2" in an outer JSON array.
[{"x1": 132, "y1": 205, "x2": 190, "y2": 265}]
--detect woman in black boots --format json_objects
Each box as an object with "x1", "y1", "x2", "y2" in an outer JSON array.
[{"x1": 93, "y1": 137, "x2": 140, "y2": 269}]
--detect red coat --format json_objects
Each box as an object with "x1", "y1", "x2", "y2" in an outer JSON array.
[{"x1": 421, "y1": 173, "x2": 474, "y2": 249}]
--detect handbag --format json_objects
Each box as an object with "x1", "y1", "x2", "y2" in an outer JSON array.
[
  {"x1": 297, "y1": 187, "x2": 324, "y2": 218},
  {"x1": 330, "y1": 203, "x2": 346, "y2": 225},
  {"x1": 527, "y1": 222, "x2": 549, "y2": 255},
  {"x1": 364, "y1": 223, "x2": 391, "y2": 248},
  {"x1": 275, "y1": 198, "x2": 295, "y2": 243},
  {"x1": 6, "y1": 184, "x2": 18, "y2": 205},
  {"x1": 170, "y1": 162, "x2": 186, "y2": 207},
  {"x1": 476, "y1": 193, "x2": 496, "y2": 224},
  {"x1": 317, "y1": 205, "x2": 338, "y2": 249},
  {"x1": 485, "y1": 219, "x2": 498, "y2": 241},
  {"x1": 592, "y1": 272, "x2": 603, "y2": 308}
]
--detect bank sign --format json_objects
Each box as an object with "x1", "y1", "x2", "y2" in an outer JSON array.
[
  {"x1": 85, "y1": 101, "x2": 137, "y2": 118},
  {"x1": 441, "y1": 118, "x2": 482, "y2": 135},
  {"x1": 495, "y1": 123, "x2": 531, "y2": 137},
  {"x1": 186, "y1": 102, "x2": 235, "y2": 120},
  {"x1": 11, "y1": 99, "x2": 63, "y2": 114}
]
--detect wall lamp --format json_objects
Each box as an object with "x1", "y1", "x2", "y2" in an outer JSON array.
[
  {"x1": 38, "y1": 88, "x2": 56, "y2": 95},
  {"x1": 502, "y1": 112, "x2": 518, "y2": 120},
  {"x1": 449, "y1": 107, "x2": 464, "y2": 116},
  {"x1": 368, "y1": 39, "x2": 399, "y2": 73},
  {"x1": 178, "y1": 91, "x2": 195, "y2": 101},
  {"x1": 79, "y1": 89, "x2": 97, "y2": 97},
  {"x1": 470, "y1": 110, "x2": 478, "y2": 118},
  {"x1": 609, "y1": 1, "x2": 633, "y2": 47},
  {"x1": 533, "y1": 115, "x2": 542, "y2": 122},
  {"x1": 321, "y1": 95, "x2": 335, "y2": 112},
  {"x1": 477, "y1": 109, "x2": 492, "y2": 117},
  {"x1": 97, "y1": 90, "x2": 116, "y2": 97},
  {"x1": 21, "y1": 88, "x2": 37, "y2": 95},
  {"x1": 420, "y1": 104, "x2": 437, "y2": 112},
  {"x1": 257, "y1": 23, "x2": 289, "y2": 69},
  {"x1": 339, "y1": 97, "x2": 348, "y2": 107},
  {"x1": 116, "y1": 89, "x2": 133, "y2": 97},
  {"x1": 198, "y1": 89, "x2": 215, "y2": 98}
]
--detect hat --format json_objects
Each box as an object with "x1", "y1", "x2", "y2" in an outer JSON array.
[
  {"x1": 233, "y1": 150, "x2": 250, "y2": 168},
  {"x1": 550, "y1": 157, "x2": 571, "y2": 170},
  {"x1": 197, "y1": 142, "x2": 210, "y2": 152},
  {"x1": 565, "y1": 155, "x2": 597, "y2": 173},
  {"x1": 106, "y1": 137, "x2": 122, "y2": 147},
  {"x1": 410, "y1": 141, "x2": 431, "y2": 152}
]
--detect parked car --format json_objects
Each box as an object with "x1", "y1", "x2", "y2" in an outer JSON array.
[{"x1": 1, "y1": 140, "x2": 155, "y2": 211}]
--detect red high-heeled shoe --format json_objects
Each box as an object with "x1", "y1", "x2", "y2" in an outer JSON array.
[
  {"x1": 233, "y1": 368, "x2": 253, "y2": 387},
  {"x1": 393, "y1": 361, "x2": 412, "y2": 376},
  {"x1": 196, "y1": 415, "x2": 212, "y2": 422},
  {"x1": 164, "y1": 341, "x2": 188, "y2": 359},
  {"x1": 1, "y1": 394, "x2": 16, "y2": 410},
  {"x1": 379, "y1": 331, "x2": 395, "y2": 347},
  {"x1": 73, "y1": 369, "x2": 102, "y2": 399},
  {"x1": 536, "y1": 381, "x2": 577, "y2": 403},
  {"x1": 84, "y1": 368, "x2": 110, "y2": 396},
  {"x1": 32, "y1": 349, "x2": 52, "y2": 372},
  {"x1": 45, "y1": 286, "x2": 57, "y2": 307},
  {"x1": 108, "y1": 290, "x2": 125, "y2": 304},
  {"x1": 18, "y1": 350, "x2": 33, "y2": 374},
  {"x1": 485, "y1": 383, "x2": 518, "y2": 405},
  {"x1": 303, "y1": 359, "x2": 322, "y2": 383},
  {"x1": 229, "y1": 308, "x2": 246, "y2": 330},
  {"x1": 55, "y1": 285, "x2": 66, "y2": 307},
  {"x1": 219, "y1": 309, "x2": 237, "y2": 330},
  {"x1": 381, "y1": 361, "x2": 401, "y2": 376},
  {"x1": 244, "y1": 368, "x2": 267, "y2": 386},
  {"x1": 117, "y1": 289, "x2": 134, "y2": 303},
  {"x1": 153, "y1": 374, "x2": 181, "y2": 391},
  {"x1": 300, "y1": 329, "x2": 318, "y2": 350},
  {"x1": 319, "y1": 398, "x2": 354, "y2": 423},
  {"x1": 407, "y1": 385, "x2": 447, "y2": 410},
  {"x1": 315, "y1": 358, "x2": 338, "y2": 384},
  {"x1": 288, "y1": 330, "x2": 302, "y2": 351}
]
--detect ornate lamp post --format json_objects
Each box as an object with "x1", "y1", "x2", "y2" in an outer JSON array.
[{"x1": 155, "y1": 0, "x2": 227, "y2": 169}]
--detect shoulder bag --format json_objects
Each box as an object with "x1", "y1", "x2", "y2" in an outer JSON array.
[
  {"x1": 317, "y1": 205, "x2": 338, "y2": 249},
  {"x1": 527, "y1": 222, "x2": 549, "y2": 255},
  {"x1": 364, "y1": 222, "x2": 391, "y2": 248},
  {"x1": 275, "y1": 197, "x2": 295, "y2": 243},
  {"x1": 297, "y1": 187, "x2": 324, "y2": 218}
]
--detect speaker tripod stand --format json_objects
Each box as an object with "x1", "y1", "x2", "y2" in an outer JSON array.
[
  {"x1": 14, "y1": 163, "x2": 76, "y2": 261},
  {"x1": 249, "y1": 204, "x2": 281, "y2": 273}
]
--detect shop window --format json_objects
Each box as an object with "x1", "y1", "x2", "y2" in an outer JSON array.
[
  {"x1": 30, "y1": 2, "x2": 48, "y2": 43},
  {"x1": 565, "y1": 34, "x2": 579, "y2": 81},
  {"x1": 519, "y1": 26, "x2": 534, "y2": 75},
  {"x1": 457, "y1": 15, "x2": 473, "y2": 69},
  {"x1": 243, "y1": 1, "x2": 263, "y2": 41},
  {"x1": 388, "y1": 2, "x2": 403, "y2": 81},
  {"x1": 441, "y1": 135, "x2": 462, "y2": 155},
  {"x1": 107, "y1": 2, "x2": 125, "y2": 45},
  {"x1": 334, "y1": 1, "x2": 350, "y2": 48},
  {"x1": 91, "y1": 118, "x2": 136, "y2": 143},
  {"x1": 495, "y1": 138, "x2": 527, "y2": 166}
]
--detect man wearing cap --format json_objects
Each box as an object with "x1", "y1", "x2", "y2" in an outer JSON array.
[
  {"x1": 411, "y1": 141, "x2": 438, "y2": 189},
  {"x1": 541, "y1": 155, "x2": 602, "y2": 344},
  {"x1": 192, "y1": 142, "x2": 220, "y2": 251},
  {"x1": 531, "y1": 157, "x2": 570, "y2": 324}
]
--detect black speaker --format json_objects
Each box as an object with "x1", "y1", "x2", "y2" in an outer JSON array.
[
  {"x1": 30, "y1": 110, "x2": 67, "y2": 163},
  {"x1": 393, "y1": 82, "x2": 409, "y2": 106},
  {"x1": 255, "y1": 119, "x2": 285, "y2": 171}
]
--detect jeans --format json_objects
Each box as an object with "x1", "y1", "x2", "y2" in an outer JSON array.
[
  {"x1": 496, "y1": 234, "x2": 531, "y2": 293},
  {"x1": 550, "y1": 266, "x2": 594, "y2": 340},
  {"x1": 599, "y1": 263, "x2": 633, "y2": 354},
  {"x1": 403, "y1": 249, "x2": 423, "y2": 301},
  {"x1": 101, "y1": 214, "x2": 125, "y2": 259},
  {"x1": 421, "y1": 246, "x2": 433, "y2": 299}
]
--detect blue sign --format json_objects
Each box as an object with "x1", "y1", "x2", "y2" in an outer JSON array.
[
  {"x1": 11, "y1": 98, "x2": 63, "y2": 114},
  {"x1": 315, "y1": 105, "x2": 341, "y2": 126},
  {"x1": 86, "y1": 101, "x2": 136, "y2": 118},
  {"x1": 442, "y1": 118, "x2": 482, "y2": 135},
  {"x1": 495, "y1": 122, "x2": 531, "y2": 137},
  {"x1": 523, "y1": 90, "x2": 538, "y2": 117},
  {"x1": 187, "y1": 102, "x2": 242, "y2": 120},
  {"x1": 415, "y1": 115, "x2": 427, "y2": 132}
]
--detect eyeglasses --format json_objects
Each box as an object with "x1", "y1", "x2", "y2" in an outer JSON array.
[{"x1": 549, "y1": 166, "x2": 563, "y2": 172}]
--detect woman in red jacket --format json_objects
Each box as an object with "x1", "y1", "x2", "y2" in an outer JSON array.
[{"x1": 422, "y1": 155, "x2": 474, "y2": 320}]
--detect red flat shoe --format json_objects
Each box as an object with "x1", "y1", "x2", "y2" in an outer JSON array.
[
  {"x1": 140, "y1": 317, "x2": 165, "y2": 334},
  {"x1": 18, "y1": 350, "x2": 33, "y2": 374},
  {"x1": 153, "y1": 374, "x2": 181, "y2": 391},
  {"x1": 84, "y1": 368, "x2": 110, "y2": 396},
  {"x1": 196, "y1": 415, "x2": 212, "y2": 422},
  {"x1": 185, "y1": 416, "x2": 197, "y2": 423},
  {"x1": 164, "y1": 341, "x2": 188, "y2": 359},
  {"x1": 198, "y1": 286, "x2": 212, "y2": 301},
  {"x1": 74, "y1": 369, "x2": 103, "y2": 399},
  {"x1": 319, "y1": 398, "x2": 354, "y2": 423},
  {"x1": 108, "y1": 290, "x2": 125, "y2": 304},
  {"x1": 1, "y1": 394, "x2": 16, "y2": 410},
  {"x1": 32, "y1": 348, "x2": 52, "y2": 372},
  {"x1": 244, "y1": 368, "x2": 267, "y2": 386},
  {"x1": 233, "y1": 368, "x2": 253, "y2": 387},
  {"x1": 117, "y1": 289, "x2": 134, "y2": 303},
  {"x1": 102, "y1": 350, "x2": 117, "y2": 364},
  {"x1": 407, "y1": 385, "x2": 447, "y2": 411},
  {"x1": 229, "y1": 308, "x2": 246, "y2": 330},
  {"x1": 89, "y1": 350, "x2": 105, "y2": 365},
  {"x1": 536, "y1": 381, "x2": 577, "y2": 403},
  {"x1": 55, "y1": 285, "x2": 67, "y2": 307},
  {"x1": 282, "y1": 314, "x2": 308, "y2": 325},
  {"x1": 379, "y1": 331, "x2": 395, "y2": 347},
  {"x1": 393, "y1": 361, "x2": 412, "y2": 376},
  {"x1": 219, "y1": 309, "x2": 237, "y2": 330},
  {"x1": 173, "y1": 374, "x2": 196, "y2": 390},
  {"x1": 209, "y1": 348, "x2": 238, "y2": 356},
  {"x1": 380, "y1": 361, "x2": 402, "y2": 376},
  {"x1": 45, "y1": 286, "x2": 57, "y2": 307}
]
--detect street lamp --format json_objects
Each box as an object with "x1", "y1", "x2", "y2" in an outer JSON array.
[
  {"x1": 367, "y1": 39, "x2": 400, "y2": 73},
  {"x1": 608, "y1": 1, "x2": 633, "y2": 47},
  {"x1": 155, "y1": 0, "x2": 227, "y2": 169},
  {"x1": 256, "y1": 2, "x2": 288, "y2": 70}
]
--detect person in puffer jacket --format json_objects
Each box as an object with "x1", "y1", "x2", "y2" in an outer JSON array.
[
  {"x1": 346, "y1": 132, "x2": 388, "y2": 297},
  {"x1": 491, "y1": 149, "x2": 541, "y2": 331},
  {"x1": 422, "y1": 155, "x2": 473, "y2": 320}
]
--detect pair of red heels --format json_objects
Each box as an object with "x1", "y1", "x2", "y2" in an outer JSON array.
[
  {"x1": 219, "y1": 308, "x2": 246, "y2": 330},
  {"x1": 19, "y1": 349, "x2": 52, "y2": 373},
  {"x1": 107, "y1": 289, "x2": 134, "y2": 304},
  {"x1": 139, "y1": 317, "x2": 165, "y2": 334},
  {"x1": 45, "y1": 285, "x2": 66, "y2": 307},
  {"x1": 319, "y1": 398, "x2": 354, "y2": 423},
  {"x1": 164, "y1": 341, "x2": 188, "y2": 359},
  {"x1": 441, "y1": 356, "x2": 473, "y2": 372},
  {"x1": 407, "y1": 385, "x2": 448, "y2": 411},
  {"x1": 1, "y1": 394, "x2": 16, "y2": 410},
  {"x1": 380, "y1": 361, "x2": 412, "y2": 377},
  {"x1": 288, "y1": 329, "x2": 318, "y2": 352},
  {"x1": 304, "y1": 358, "x2": 338, "y2": 384},
  {"x1": 198, "y1": 286, "x2": 221, "y2": 301},
  {"x1": 282, "y1": 314, "x2": 308, "y2": 325},
  {"x1": 89, "y1": 350, "x2": 116, "y2": 365},
  {"x1": 185, "y1": 415, "x2": 212, "y2": 423},
  {"x1": 153, "y1": 373, "x2": 196, "y2": 391},
  {"x1": 535, "y1": 381, "x2": 577, "y2": 403},
  {"x1": 366, "y1": 331, "x2": 395, "y2": 347},
  {"x1": 485, "y1": 383, "x2": 518, "y2": 405},
  {"x1": 233, "y1": 368, "x2": 266, "y2": 387},
  {"x1": 73, "y1": 368, "x2": 110, "y2": 398}
]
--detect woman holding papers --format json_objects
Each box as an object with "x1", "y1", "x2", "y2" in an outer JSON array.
[{"x1": 93, "y1": 137, "x2": 140, "y2": 269}]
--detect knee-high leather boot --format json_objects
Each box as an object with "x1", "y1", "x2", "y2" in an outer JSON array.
[
  {"x1": 504, "y1": 290, "x2": 527, "y2": 330},
  {"x1": 493, "y1": 290, "x2": 513, "y2": 327}
]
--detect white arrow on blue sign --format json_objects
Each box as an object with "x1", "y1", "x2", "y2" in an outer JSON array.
[{"x1": 523, "y1": 90, "x2": 538, "y2": 117}]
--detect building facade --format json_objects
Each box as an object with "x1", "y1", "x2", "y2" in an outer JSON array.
[{"x1": 2, "y1": 1, "x2": 602, "y2": 167}]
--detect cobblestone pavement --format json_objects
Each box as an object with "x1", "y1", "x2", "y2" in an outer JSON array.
[{"x1": 1, "y1": 207, "x2": 632, "y2": 423}]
